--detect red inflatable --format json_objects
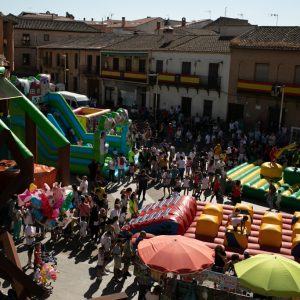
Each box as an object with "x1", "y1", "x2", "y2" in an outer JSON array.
[{"x1": 123, "y1": 195, "x2": 197, "y2": 236}]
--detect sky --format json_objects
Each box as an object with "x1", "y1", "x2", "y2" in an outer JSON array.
[{"x1": 2, "y1": 0, "x2": 300, "y2": 26}]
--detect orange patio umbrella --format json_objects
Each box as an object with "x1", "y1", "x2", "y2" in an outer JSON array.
[{"x1": 137, "y1": 235, "x2": 214, "y2": 274}]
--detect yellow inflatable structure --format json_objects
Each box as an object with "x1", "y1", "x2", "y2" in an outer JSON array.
[{"x1": 260, "y1": 162, "x2": 283, "y2": 179}]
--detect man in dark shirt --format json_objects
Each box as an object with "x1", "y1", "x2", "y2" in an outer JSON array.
[
  {"x1": 88, "y1": 159, "x2": 99, "y2": 188},
  {"x1": 137, "y1": 169, "x2": 151, "y2": 201}
]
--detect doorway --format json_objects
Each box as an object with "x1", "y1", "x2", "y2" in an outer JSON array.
[
  {"x1": 203, "y1": 100, "x2": 213, "y2": 119},
  {"x1": 227, "y1": 103, "x2": 244, "y2": 122},
  {"x1": 181, "y1": 97, "x2": 192, "y2": 117}
]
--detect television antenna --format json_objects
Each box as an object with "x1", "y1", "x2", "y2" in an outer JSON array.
[{"x1": 270, "y1": 13, "x2": 279, "y2": 26}]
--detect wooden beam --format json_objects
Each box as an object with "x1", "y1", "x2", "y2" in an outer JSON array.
[{"x1": 0, "y1": 232, "x2": 44, "y2": 299}]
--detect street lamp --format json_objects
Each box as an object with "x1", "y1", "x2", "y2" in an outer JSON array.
[
  {"x1": 278, "y1": 85, "x2": 285, "y2": 130},
  {"x1": 148, "y1": 73, "x2": 159, "y2": 122},
  {"x1": 62, "y1": 54, "x2": 69, "y2": 90}
]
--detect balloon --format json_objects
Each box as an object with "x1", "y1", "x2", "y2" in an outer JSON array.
[
  {"x1": 29, "y1": 183, "x2": 37, "y2": 193},
  {"x1": 61, "y1": 192, "x2": 73, "y2": 213},
  {"x1": 41, "y1": 194, "x2": 53, "y2": 219},
  {"x1": 18, "y1": 189, "x2": 32, "y2": 206}
]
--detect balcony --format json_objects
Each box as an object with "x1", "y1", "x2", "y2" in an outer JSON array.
[
  {"x1": 154, "y1": 73, "x2": 221, "y2": 92},
  {"x1": 237, "y1": 79, "x2": 300, "y2": 97},
  {"x1": 101, "y1": 69, "x2": 147, "y2": 83},
  {"x1": 100, "y1": 69, "x2": 221, "y2": 91}
]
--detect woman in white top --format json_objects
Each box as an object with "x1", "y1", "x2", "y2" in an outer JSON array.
[{"x1": 177, "y1": 156, "x2": 186, "y2": 180}]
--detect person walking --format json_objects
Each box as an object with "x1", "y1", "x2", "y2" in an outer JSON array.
[
  {"x1": 266, "y1": 180, "x2": 276, "y2": 210},
  {"x1": 137, "y1": 170, "x2": 152, "y2": 202}
]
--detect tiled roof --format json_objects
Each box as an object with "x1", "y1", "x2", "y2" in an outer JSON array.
[
  {"x1": 6, "y1": 14, "x2": 98, "y2": 33},
  {"x1": 109, "y1": 17, "x2": 161, "y2": 28},
  {"x1": 231, "y1": 26, "x2": 300, "y2": 50},
  {"x1": 205, "y1": 17, "x2": 251, "y2": 27},
  {"x1": 103, "y1": 33, "x2": 230, "y2": 53},
  {"x1": 38, "y1": 34, "x2": 131, "y2": 50},
  {"x1": 171, "y1": 27, "x2": 217, "y2": 36}
]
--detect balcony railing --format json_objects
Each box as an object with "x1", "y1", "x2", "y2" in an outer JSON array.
[
  {"x1": 101, "y1": 69, "x2": 147, "y2": 82},
  {"x1": 237, "y1": 79, "x2": 300, "y2": 97},
  {"x1": 155, "y1": 73, "x2": 221, "y2": 91},
  {"x1": 100, "y1": 69, "x2": 221, "y2": 90}
]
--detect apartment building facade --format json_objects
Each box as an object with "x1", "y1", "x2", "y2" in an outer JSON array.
[
  {"x1": 100, "y1": 29, "x2": 231, "y2": 120},
  {"x1": 38, "y1": 34, "x2": 130, "y2": 98},
  {"x1": 6, "y1": 13, "x2": 99, "y2": 76},
  {"x1": 228, "y1": 26, "x2": 300, "y2": 129}
]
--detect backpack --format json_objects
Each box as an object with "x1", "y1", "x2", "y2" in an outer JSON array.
[{"x1": 119, "y1": 157, "x2": 125, "y2": 166}]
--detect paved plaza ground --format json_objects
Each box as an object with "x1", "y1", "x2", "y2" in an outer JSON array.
[{"x1": 0, "y1": 180, "x2": 271, "y2": 300}]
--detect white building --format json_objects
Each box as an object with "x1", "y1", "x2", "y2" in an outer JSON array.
[{"x1": 100, "y1": 28, "x2": 230, "y2": 120}]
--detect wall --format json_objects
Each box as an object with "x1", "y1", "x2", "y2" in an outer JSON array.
[
  {"x1": 228, "y1": 47, "x2": 300, "y2": 128},
  {"x1": 14, "y1": 29, "x2": 98, "y2": 74},
  {"x1": 149, "y1": 51, "x2": 231, "y2": 119}
]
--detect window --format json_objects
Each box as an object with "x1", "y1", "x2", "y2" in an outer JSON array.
[
  {"x1": 208, "y1": 63, "x2": 219, "y2": 88},
  {"x1": 44, "y1": 34, "x2": 50, "y2": 41},
  {"x1": 156, "y1": 60, "x2": 163, "y2": 73},
  {"x1": 113, "y1": 58, "x2": 119, "y2": 71},
  {"x1": 255, "y1": 63, "x2": 269, "y2": 82},
  {"x1": 125, "y1": 58, "x2": 132, "y2": 72},
  {"x1": 96, "y1": 56, "x2": 100, "y2": 74},
  {"x1": 74, "y1": 53, "x2": 78, "y2": 69},
  {"x1": 139, "y1": 59, "x2": 146, "y2": 73},
  {"x1": 182, "y1": 62, "x2": 191, "y2": 75},
  {"x1": 56, "y1": 53, "x2": 60, "y2": 66},
  {"x1": 294, "y1": 65, "x2": 300, "y2": 85},
  {"x1": 87, "y1": 55, "x2": 93, "y2": 73},
  {"x1": 22, "y1": 34, "x2": 30, "y2": 45},
  {"x1": 22, "y1": 53, "x2": 30, "y2": 65}
]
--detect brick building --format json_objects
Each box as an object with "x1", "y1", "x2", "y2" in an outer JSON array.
[
  {"x1": 228, "y1": 26, "x2": 300, "y2": 129},
  {"x1": 6, "y1": 13, "x2": 99, "y2": 76}
]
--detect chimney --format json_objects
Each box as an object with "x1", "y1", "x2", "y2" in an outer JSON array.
[
  {"x1": 91, "y1": 18, "x2": 94, "y2": 21},
  {"x1": 107, "y1": 17, "x2": 109, "y2": 20},
  {"x1": 156, "y1": 21, "x2": 161, "y2": 31},
  {"x1": 162, "y1": 26, "x2": 174, "y2": 45},
  {"x1": 182, "y1": 17, "x2": 186, "y2": 27},
  {"x1": 122, "y1": 17, "x2": 125, "y2": 28},
  {"x1": 83, "y1": 17, "x2": 86, "y2": 21}
]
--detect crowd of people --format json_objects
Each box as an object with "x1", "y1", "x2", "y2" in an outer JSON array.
[{"x1": 3, "y1": 106, "x2": 300, "y2": 299}]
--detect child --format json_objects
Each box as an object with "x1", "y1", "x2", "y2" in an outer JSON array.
[
  {"x1": 192, "y1": 172, "x2": 200, "y2": 197},
  {"x1": 112, "y1": 240, "x2": 123, "y2": 282},
  {"x1": 129, "y1": 162, "x2": 135, "y2": 182},
  {"x1": 200, "y1": 173, "x2": 209, "y2": 201},
  {"x1": 182, "y1": 175, "x2": 190, "y2": 195},
  {"x1": 210, "y1": 176, "x2": 221, "y2": 203},
  {"x1": 161, "y1": 170, "x2": 171, "y2": 198},
  {"x1": 174, "y1": 176, "x2": 182, "y2": 192},
  {"x1": 119, "y1": 207, "x2": 127, "y2": 227},
  {"x1": 97, "y1": 246, "x2": 106, "y2": 280},
  {"x1": 34, "y1": 242, "x2": 43, "y2": 269},
  {"x1": 186, "y1": 157, "x2": 193, "y2": 176},
  {"x1": 79, "y1": 216, "x2": 88, "y2": 243}
]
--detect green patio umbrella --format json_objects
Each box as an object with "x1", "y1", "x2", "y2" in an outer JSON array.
[{"x1": 234, "y1": 254, "x2": 300, "y2": 297}]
